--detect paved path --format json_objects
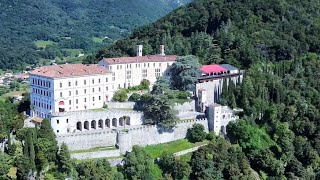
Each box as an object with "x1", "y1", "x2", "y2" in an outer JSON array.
[{"x1": 108, "y1": 144, "x2": 208, "y2": 167}]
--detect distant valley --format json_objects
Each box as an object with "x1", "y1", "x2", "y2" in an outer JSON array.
[{"x1": 0, "y1": 0, "x2": 191, "y2": 70}]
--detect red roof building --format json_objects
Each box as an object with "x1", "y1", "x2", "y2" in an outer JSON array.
[
  {"x1": 200, "y1": 65, "x2": 227, "y2": 74},
  {"x1": 29, "y1": 64, "x2": 111, "y2": 78}
]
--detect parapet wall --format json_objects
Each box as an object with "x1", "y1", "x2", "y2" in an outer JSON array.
[
  {"x1": 57, "y1": 130, "x2": 117, "y2": 151},
  {"x1": 57, "y1": 118, "x2": 209, "y2": 152}
]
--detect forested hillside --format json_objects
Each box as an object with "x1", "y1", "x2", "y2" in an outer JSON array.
[
  {"x1": 0, "y1": 0, "x2": 191, "y2": 70},
  {"x1": 100, "y1": 0, "x2": 320, "y2": 178},
  {"x1": 104, "y1": 0, "x2": 320, "y2": 67}
]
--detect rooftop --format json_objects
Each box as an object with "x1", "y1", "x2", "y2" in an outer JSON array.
[
  {"x1": 219, "y1": 64, "x2": 238, "y2": 71},
  {"x1": 101, "y1": 55, "x2": 177, "y2": 64},
  {"x1": 200, "y1": 65, "x2": 227, "y2": 74},
  {"x1": 29, "y1": 64, "x2": 111, "y2": 78}
]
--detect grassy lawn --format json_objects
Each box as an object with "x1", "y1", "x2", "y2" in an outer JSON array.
[
  {"x1": 34, "y1": 40, "x2": 56, "y2": 48},
  {"x1": 71, "y1": 146, "x2": 116, "y2": 154},
  {"x1": 144, "y1": 139, "x2": 208, "y2": 158},
  {"x1": 92, "y1": 37, "x2": 105, "y2": 43}
]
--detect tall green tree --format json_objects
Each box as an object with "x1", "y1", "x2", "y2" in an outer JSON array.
[
  {"x1": 170, "y1": 55, "x2": 201, "y2": 91},
  {"x1": 57, "y1": 143, "x2": 73, "y2": 175}
]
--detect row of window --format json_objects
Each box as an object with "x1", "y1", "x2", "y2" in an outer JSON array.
[
  {"x1": 59, "y1": 78, "x2": 111, "y2": 88},
  {"x1": 31, "y1": 78, "x2": 51, "y2": 88},
  {"x1": 32, "y1": 88, "x2": 52, "y2": 97},
  {"x1": 59, "y1": 86, "x2": 113, "y2": 98},
  {"x1": 33, "y1": 100, "x2": 52, "y2": 110},
  {"x1": 67, "y1": 96, "x2": 102, "y2": 105},
  {"x1": 111, "y1": 62, "x2": 170, "y2": 71}
]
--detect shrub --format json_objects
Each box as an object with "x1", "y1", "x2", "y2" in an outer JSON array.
[
  {"x1": 187, "y1": 124, "x2": 207, "y2": 143},
  {"x1": 175, "y1": 91, "x2": 192, "y2": 99},
  {"x1": 102, "y1": 104, "x2": 108, "y2": 109},
  {"x1": 206, "y1": 132, "x2": 215, "y2": 141},
  {"x1": 128, "y1": 93, "x2": 141, "y2": 102},
  {"x1": 140, "y1": 79, "x2": 150, "y2": 89},
  {"x1": 112, "y1": 89, "x2": 128, "y2": 102}
]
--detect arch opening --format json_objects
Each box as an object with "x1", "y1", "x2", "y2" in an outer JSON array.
[
  {"x1": 112, "y1": 118, "x2": 117, "y2": 127},
  {"x1": 84, "y1": 121, "x2": 89, "y2": 130},
  {"x1": 106, "y1": 119, "x2": 110, "y2": 128},
  {"x1": 76, "y1": 122, "x2": 82, "y2": 131},
  {"x1": 119, "y1": 117, "x2": 124, "y2": 126},
  {"x1": 98, "y1": 119, "x2": 103, "y2": 129},
  {"x1": 91, "y1": 120, "x2": 97, "y2": 129}
]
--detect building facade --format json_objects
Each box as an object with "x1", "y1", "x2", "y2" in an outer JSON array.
[
  {"x1": 196, "y1": 64, "x2": 244, "y2": 112},
  {"x1": 29, "y1": 45, "x2": 177, "y2": 118},
  {"x1": 98, "y1": 45, "x2": 176, "y2": 89},
  {"x1": 207, "y1": 103, "x2": 240, "y2": 135},
  {"x1": 29, "y1": 64, "x2": 114, "y2": 118}
]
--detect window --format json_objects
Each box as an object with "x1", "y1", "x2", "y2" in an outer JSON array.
[
  {"x1": 60, "y1": 92, "x2": 62, "y2": 97},
  {"x1": 99, "y1": 96, "x2": 101, "y2": 100},
  {"x1": 153, "y1": 63, "x2": 155, "y2": 67},
  {"x1": 57, "y1": 130, "x2": 59, "y2": 133},
  {"x1": 92, "y1": 79, "x2": 94, "y2": 84},
  {"x1": 76, "y1": 99, "x2": 78, "y2": 104},
  {"x1": 66, "y1": 119, "x2": 69, "y2": 123},
  {"x1": 84, "y1": 98, "x2": 87, "y2": 102},
  {"x1": 118, "y1": 84, "x2": 121, "y2": 88},
  {"x1": 69, "y1": 100, "x2": 71, "y2": 105},
  {"x1": 142, "y1": 69, "x2": 147, "y2": 78},
  {"x1": 75, "y1": 81, "x2": 78, "y2": 86},
  {"x1": 155, "y1": 68, "x2": 161, "y2": 77},
  {"x1": 109, "y1": 66, "x2": 112, "y2": 70},
  {"x1": 106, "y1": 78, "x2": 108, "y2": 82},
  {"x1": 84, "y1": 80, "x2": 87, "y2": 85},
  {"x1": 84, "y1": 89, "x2": 87, "y2": 94},
  {"x1": 57, "y1": 120, "x2": 59, "y2": 124},
  {"x1": 92, "y1": 97, "x2": 95, "y2": 101},
  {"x1": 68, "y1": 82, "x2": 71, "y2": 87},
  {"x1": 106, "y1": 86, "x2": 108, "y2": 91},
  {"x1": 60, "y1": 82, "x2": 62, "y2": 88},
  {"x1": 159, "y1": 63, "x2": 161, "y2": 67},
  {"x1": 98, "y1": 79, "x2": 101, "y2": 83},
  {"x1": 99, "y1": 87, "x2": 101, "y2": 92},
  {"x1": 69, "y1": 91, "x2": 71, "y2": 96},
  {"x1": 76, "y1": 90, "x2": 78, "y2": 95},
  {"x1": 117, "y1": 65, "x2": 119, "y2": 70},
  {"x1": 112, "y1": 72, "x2": 115, "y2": 81},
  {"x1": 126, "y1": 71, "x2": 132, "y2": 79},
  {"x1": 92, "y1": 88, "x2": 94, "y2": 93}
]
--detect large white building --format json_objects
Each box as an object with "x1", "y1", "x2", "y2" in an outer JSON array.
[
  {"x1": 29, "y1": 64, "x2": 114, "y2": 118},
  {"x1": 98, "y1": 45, "x2": 176, "y2": 89},
  {"x1": 29, "y1": 45, "x2": 177, "y2": 118}
]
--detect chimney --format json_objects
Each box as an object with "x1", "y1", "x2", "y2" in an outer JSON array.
[
  {"x1": 160, "y1": 45, "x2": 165, "y2": 56},
  {"x1": 137, "y1": 45, "x2": 143, "y2": 57}
]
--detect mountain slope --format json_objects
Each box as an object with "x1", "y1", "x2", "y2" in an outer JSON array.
[
  {"x1": 105, "y1": 0, "x2": 320, "y2": 67},
  {"x1": 0, "y1": 0, "x2": 191, "y2": 69}
]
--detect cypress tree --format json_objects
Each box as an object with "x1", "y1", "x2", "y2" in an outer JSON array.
[
  {"x1": 27, "y1": 131, "x2": 35, "y2": 169},
  {"x1": 57, "y1": 143, "x2": 73, "y2": 175}
]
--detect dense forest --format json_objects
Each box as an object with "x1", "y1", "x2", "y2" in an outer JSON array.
[
  {"x1": 0, "y1": 0, "x2": 190, "y2": 70},
  {"x1": 102, "y1": 0, "x2": 320, "y2": 68}
]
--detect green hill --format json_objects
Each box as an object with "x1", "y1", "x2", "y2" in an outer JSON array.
[
  {"x1": 105, "y1": 0, "x2": 320, "y2": 67},
  {"x1": 0, "y1": 0, "x2": 191, "y2": 69}
]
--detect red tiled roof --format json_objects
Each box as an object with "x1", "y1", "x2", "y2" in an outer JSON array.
[
  {"x1": 29, "y1": 64, "x2": 111, "y2": 78},
  {"x1": 101, "y1": 55, "x2": 177, "y2": 64},
  {"x1": 200, "y1": 65, "x2": 227, "y2": 74}
]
